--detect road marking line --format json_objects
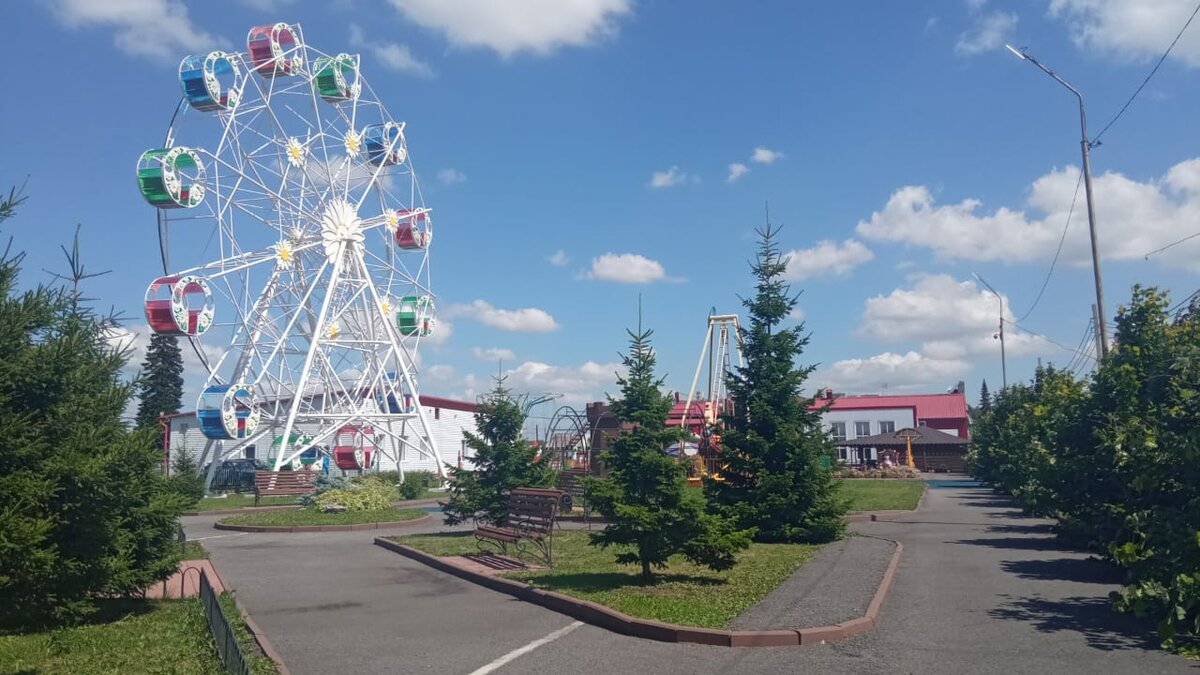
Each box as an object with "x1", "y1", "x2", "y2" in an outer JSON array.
[
  {"x1": 468, "y1": 621, "x2": 584, "y2": 675},
  {"x1": 192, "y1": 533, "x2": 249, "y2": 541}
]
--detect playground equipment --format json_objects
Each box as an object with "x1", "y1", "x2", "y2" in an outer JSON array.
[{"x1": 136, "y1": 22, "x2": 445, "y2": 490}]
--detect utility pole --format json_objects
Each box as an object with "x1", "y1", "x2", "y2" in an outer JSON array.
[
  {"x1": 973, "y1": 273, "x2": 1007, "y2": 389},
  {"x1": 1006, "y1": 44, "x2": 1109, "y2": 359}
]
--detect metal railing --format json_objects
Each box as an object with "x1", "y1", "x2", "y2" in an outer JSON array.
[{"x1": 199, "y1": 569, "x2": 251, "y2": 675}]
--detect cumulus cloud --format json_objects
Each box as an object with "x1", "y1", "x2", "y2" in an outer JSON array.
[
  {"x1": 385, "y1": 0, "x2": 632, "y2": 57},
  {"x1": 855, "y1": 158, "x2": 1200, "y2": 270},
  {"x1": 588, "y1": 253, "x2": 668, "y2": 283},
  {"x1": 503, "y1": 360, "x2": 625, "y2": 406},
  {"x1": 956, "y1": 11, "x2": 1017, "y2": 56},
  {"x1": 857, "y1": 274, "x2": 1050, "y2": 366},
  {"x1": 548, "y1": 250, "x2": 570, "y2": 267},
  {"x1": 437, "y1": 168, "x2": 467, "y2": 184},
  {"x1": 45, "y1": 0, "x2": 226, "y2": 59},
  {"x1": 472, "y1": 346, "x2": 516, "y2": 362},
  {"x1": 1050, "y1": 0, "x2": 1200, "y2": 66},
  {"x1": 727, "y1": 163, "x2": 750, "y2": 183},
  {"x1": 817, "y1": 351, "x2": 970, "y2": 393},
  {"x1": 751, "y1": 147, "x2": 784, "y2": 164},
  {"x1": 446, "y1": 300, "x2": 560, "y2": 332},
  {"x1": 350, "y1": 23, "x2": 433, "y2": 77},
  {"x1": 783, "y1": 239, "x2": 874, "y2": 280},
  {"x1": 648, "y1": 166, "x2": 696, "y2": 188}
]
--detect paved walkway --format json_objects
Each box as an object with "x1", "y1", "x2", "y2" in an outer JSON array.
[{"x1": 186, "y1": 479, "x2": 1197, "y2": 674}]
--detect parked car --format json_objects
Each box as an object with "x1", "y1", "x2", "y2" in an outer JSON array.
[{"x1": 202, "y1": 458, "x2": 270, "y2": 492}]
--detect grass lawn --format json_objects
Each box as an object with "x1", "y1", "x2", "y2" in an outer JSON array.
[
  {"x1": 0, "y1": 596, "x2": 275, "y2": 675},
  {"x1": 391, "y1": 530, "x2": 820, "y2": 628},
  {"x1": 839, "y1": 479, "x2": 926, "y2": 512},
  {"x1": 192, "y1": 494, "x2": 301, "y2": 511},
  {"x1": 219, "y1": 506, "x2": 426, "y2": 527},
  {"x1": 181, "y1": 540, "x2": 209, "y2": 560}
]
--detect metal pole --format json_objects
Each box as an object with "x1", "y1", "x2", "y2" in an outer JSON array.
[
  {"x1": 973, "y1": 273, "x2": 1007, "y2": 389},
  {"x1": 1006, "y1": 45, "x2": 1108, "y2": 359}
]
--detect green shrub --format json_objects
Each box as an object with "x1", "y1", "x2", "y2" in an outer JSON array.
[
  {"x1": 399, "y1": 471, "x2": 437, "y2": 499},
  {"x1": 314, "y1": 476, "x2": 394, "y2": 512},
  {"x1": 166, "y1": 449, "x2": 205, "y2": 506}
]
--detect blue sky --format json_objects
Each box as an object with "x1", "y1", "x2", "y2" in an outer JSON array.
[{"x1": 2, "y1": 0, "x2": 1199, "y2": 426}]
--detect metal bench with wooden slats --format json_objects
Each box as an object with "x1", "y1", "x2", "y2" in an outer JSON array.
[
  {"x1": 474, "y1": 487, "x2": 564, "y2": 566},
  {"x1": 252, "y1": 470, "x2": 317, "y2": 506}
]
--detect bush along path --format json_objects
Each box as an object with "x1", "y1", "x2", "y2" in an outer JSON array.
[{"x1": 969, "y1": 286, "x2": 1200, "y2": 653}]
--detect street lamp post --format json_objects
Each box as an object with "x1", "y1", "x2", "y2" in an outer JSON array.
[
  {"x1": 973, "y1": 272, "x2": 1007, "y2": 389},
  {"x1": 1005, "y1": 44, "x2": 1109, "y2": 359}
]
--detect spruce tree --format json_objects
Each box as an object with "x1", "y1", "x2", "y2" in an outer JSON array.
[
  {"x1": 0, "y1": 198, "x2": 187, "y2": 629},
  {"x1": 979, "y1": 379, "x2": 991, "y2": 412},
  {"x1": 705, "y1": 225, "x2": 847, "y2": 543},
  {"x1": 585, "y1": 325, "x2": 752, "y2": 580},
  {"x1": 135, "y1": 333, "x2": 184, "y2": 429},
  {"x1": 442, "y1": 379, "x2": 554, "y2": 526}
]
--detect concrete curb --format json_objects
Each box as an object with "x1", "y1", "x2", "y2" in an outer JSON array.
[
  {"x1": 374, "y1": 536, "x2": 904, "y2": 647},
  {"x1": 214, "y1": 513, "x2": 432, "y2": 533},
  {"x1": 204, "y1": 560, "x2": 291, "y2": 675},
  {"x1": 184, "y1": 496, "x2": 444, "y2": 517}
]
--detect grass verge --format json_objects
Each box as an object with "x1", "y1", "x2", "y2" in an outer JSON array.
[
  {"x1": 219, "y1": 506, "x2": 426, "y2": 527},
  {"x1": 192, "y1": 494, "x2": 301, "y2": 511},
  {"x1": 0, "y1": 596, "x2": 275, "y2": 674},
  {"x1": 390, "y1": 530, "x2": 820, "y2": 628},
  {"x1": 840, "y1": 479, "x2": 926, "y2": 512},
  {"x1": 181, "y1": 540, "x2": 209, "y2": 560}
]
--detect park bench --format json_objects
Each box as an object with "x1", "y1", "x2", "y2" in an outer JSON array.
[
  {"x1": 252, "y1": 470, "x2": 317, "y2": 506},
  {"x1": 554, "y1": 470, "x2": 593, "y2": 526},
  {"x1": 474, "y1": 487, "x2": 563, "y2": 567}
]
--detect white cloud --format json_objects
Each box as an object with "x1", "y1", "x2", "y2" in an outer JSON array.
[
  {"x1": 855, "y1": 158, "x2": 1200, "y2": 270},
  {"x1": 727, "y1": 163, "x2": 750, "y2": 183},
  {"x1": 818, "y1": 351, "x2": 970, "y2": 393},
  {"x1": 956, "y1": 11, "x2": 1018, "y2": 56},
  {"x1": 789, "y1": 307, "x2": 806, "y2": 321},
  {"x1": 783, "y1": 239, "x2": 874, "y2": 280},
  {"x1": 648, "y1": 166, "x2": 696, "y2": 188},
  {"x1": 549, "y1": 250, "x2": 570, "y2": 267},
  {"x1": 751, "y1": 147, "x2": 784, "y2": 164},
  {"x1": 446, "y1": 300, "x2": 560, "y2": 332},
  {"x1": 385, "y1": 0, "x2": 632, "y2": 57},
  {"x1": 588, "y1": 253, "x2": 667, "y2": 283},
  {"x1": 472, "y1": 346, "x2": 516, "y2": 362},
  {"x1": 350, "y1": 23, "x2": 433, "y2": 77},
  {"x1": 437, "y1": 168, "x2": 467, "y2": 184},
  {"x1": 503, "y1": 360, "x2": 625, "y2": 406},
  {"x1": 422, "y1": 319, "x2": 453, "y2": 347},
  {"x1": 45, "y1": 0, "x2": 225, "y2": 59},
  {"x1": 1050, "y1": 0, "x2": 1200, "y2": 66},
  {"x1": 858, "y1": 274, "x2": 1048, "y2": 358}
]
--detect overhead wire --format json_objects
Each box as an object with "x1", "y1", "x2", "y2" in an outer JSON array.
[
  {"x1": 1091, "y1": 0, "x2": 1200, "y2": 146},
  {"x1": 1017, "y1": 170, "x2": 1084, "y2": 323}
]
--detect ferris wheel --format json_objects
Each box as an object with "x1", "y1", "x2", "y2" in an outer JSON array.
[{"x1": 136, "y1": 22, "x2": 443, "y2": 483}]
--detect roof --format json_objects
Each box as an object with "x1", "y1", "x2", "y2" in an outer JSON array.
[
  {"x1": 840, "y1": 426, "x2": 968, "y2": 447},
  {"x1": 813, "y1": 392, "x2": 968, "y2": 421}
]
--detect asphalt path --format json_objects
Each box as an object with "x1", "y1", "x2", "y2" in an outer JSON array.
[{"x1": 186, "y1": 480, "x2": 1197, "y2": 674}]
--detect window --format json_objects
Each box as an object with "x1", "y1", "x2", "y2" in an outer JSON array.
[
  {"x1": 854, "y1": 421, "x2": 871, "y2": 437},
  {"x1": 918, "y1": 420, "x2": 928, "y2": 427},
  {"x1": 829, "y1": 422, "x2": 846, "y2": 442},
  {"x1": 879, "y1": 421, "x2": 896, "y2": 434},
  {"x1": 435, "y1": 407, "x2": 441, "y2": 420},
  {"x1": 243, "y1": 445, "x2": 256, "y2": 459}
]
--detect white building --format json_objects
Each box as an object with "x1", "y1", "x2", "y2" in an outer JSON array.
[
  {"x1": 164, "y1": 394, "x2": 478, "y2": 477},
  {"x1": 811, "y1": 387, "x2": 971, "y2": 466}
]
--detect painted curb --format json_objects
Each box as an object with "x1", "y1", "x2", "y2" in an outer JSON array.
[
  {"x1": 214, "y1": 512, "x2": 432, "y2": 533},
  {"x1": 374, "y1": 536, "x2": 904, "y2": 648}
]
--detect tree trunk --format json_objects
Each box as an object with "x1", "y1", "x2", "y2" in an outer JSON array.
[{"x1": 641, "y1": 558, "x2": 651, "y2": 581}]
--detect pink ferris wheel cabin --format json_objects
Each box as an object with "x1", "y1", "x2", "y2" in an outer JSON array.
[
  {"x1": 247, "y1": 23, "x2": 302, "y2": 77},
  {"x1": 144, "y1": 275, "x2": 214, "y2": 336}
]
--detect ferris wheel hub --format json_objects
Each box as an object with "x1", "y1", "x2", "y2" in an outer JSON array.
[{"x1": 320, "y1": 199, "x2": 364, "y2": 258}]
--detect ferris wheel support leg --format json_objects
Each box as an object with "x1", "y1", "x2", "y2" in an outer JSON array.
[
  {"x1": 353, "y1": 250, "x2": 445, "y2": 479},
  {"x1": 274, "y1": 247, "x2": 347, "y2": 471},
  {"x1": 682, "y1": 320, "x2": 714, "y2": 438},
  {"x1": 199, "y1": 439, "x2": 218, "y2": 493}
]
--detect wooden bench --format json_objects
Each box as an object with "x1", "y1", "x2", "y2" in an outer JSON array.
[
  {"x1": 252, "y1": 470, "x2": 317, "y2": 506},
  {"x1": 474, "y1": 487, "x2": 563, "y2": 567},
  {"x1": 554, "y1": 470, "x2": 592, "y2": 526}
]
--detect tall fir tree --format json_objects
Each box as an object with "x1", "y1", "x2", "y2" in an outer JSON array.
[
  {"x1": 979, "y1": 379, "x2": 991, "y2": 412},
  {"x1": 442, "y1": 379, "x2": 554, "y2": 526},
  {"x1": 135, "y1": 333, "x2": 184, "y2": 429},
  {"x1": 585, "y1": 325, "x2": 752, "y2": 580},
  {"x1": 0, "y1": 198, "x2": 187, "y2": 628},
  {"x1": 705, "y1": 225, "x2": 847, "y2": 543}
]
